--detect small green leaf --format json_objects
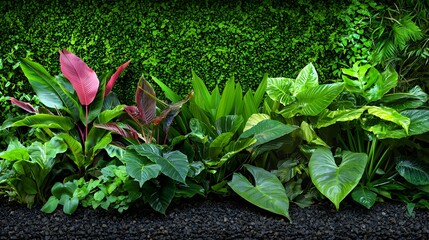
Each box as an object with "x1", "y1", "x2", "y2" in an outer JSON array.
[
  {"x1": 351, "y1": 186, "x2": 377, "y2": 209},
  {"x1": 41, "y1": 196, "x2": 59, "y2": 214}
]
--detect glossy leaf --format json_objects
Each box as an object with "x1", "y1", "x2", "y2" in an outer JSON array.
[
  {"x1": 367, "y1": 106, "x2": 410, "y2": 132},
  {"x1": 56, "y1": 133, "x2": 85, "y2": 169},
  {"x1": 59, "y1": 49, "x2": 99, "y2": 106},
  {"x1": 316, "y1": 108, "x2": 366, "y2": 128},
  {"x1": 121, "y1": 150, "x2": 161, "y2": 187},
  {"x1": 351, "y1": 186, "x2": 377, "y2": 209},
  {"x1": 293, "y1": 63, "x2": 319, "y2": 95},
  {"x1": 228, "y1": 164, "x2": 291, "y2": 221},
  {"x1": 309, "y1": 147, "x2": 368, "y2": 210},
  {"x1": 105, "y1": 60, "x2": 130, "y2": 96},
  {"x1": 11, "y1": 114, "x2": 74, "y2": 131},
  {"x1": 130, "y1": 144, "x2": 189, "y2": 183},
  {"x1": 240, "y1": 119, "x2": 298, "y2": 146},
  {"x1": 281, "y1": 83, "x2": 344, "y2": 118},
  {"x1": 266, "y1": 77, "x2": 295, "y2": 105},
  {"x1": 142, "y1": 177, "x2": 176, "y2": 214},
  {"x1": 20, "y1": 58, "x2": 64, "y2": 109},
  {"x1": 28, "y1": 136, "x2": 67, "y2": 169},
  {"x1": 216, "y1": 77, "x2": 236, "y2": 120},
  {"x1": 396, "y1": 159, "x2": 429, "y2": 185}
]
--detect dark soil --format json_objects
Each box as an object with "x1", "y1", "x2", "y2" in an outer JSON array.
[{"x1": 1, "y1": 196, "x2": 428, "y2": 239}]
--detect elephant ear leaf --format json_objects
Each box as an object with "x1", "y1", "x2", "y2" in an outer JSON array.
[
  {"x1": 59, "y1": 49, "x2": 99, "y2": 106},
  {"x1": 228, "y1": 164, "x2": 291, "y2": 221},
  {"x1": 309, "y1": 147, "x2": 368, "y2": 210}
]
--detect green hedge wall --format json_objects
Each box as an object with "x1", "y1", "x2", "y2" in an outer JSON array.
[{"x1": 1, "y1": 0, "x2": 381, "y2": 106}]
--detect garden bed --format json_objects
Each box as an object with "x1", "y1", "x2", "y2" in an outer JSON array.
[{"x1": 1, "y1": 196, "x2": 428, "y2": 239}]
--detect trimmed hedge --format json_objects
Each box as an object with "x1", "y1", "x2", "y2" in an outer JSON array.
[{"x1": 1, "y1": 0, "x2": 381, "y2": 106}]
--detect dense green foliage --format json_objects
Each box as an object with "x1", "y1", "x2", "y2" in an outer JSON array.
[
  {"x1": 1, "y1": 0, "x2": 377, "y2": 106},
  {"x1": 2, "y1": 0, "x2": 429, "y2": 221}
]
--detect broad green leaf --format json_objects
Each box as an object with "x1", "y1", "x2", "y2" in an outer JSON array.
[
  {"x1": 191, "y1": 70, "x2": 212, "y2": 112},
  {"x1": 28, "y1": 136, "x2": 67, "y2": 169},
  {"x1": 98, "y1": 105, "x2": 125, "y2": 123},
  {"x1": 160, "y1": 151, "x2": 189, "y2": 183},
  {"x1": 0, "y1": 138, "x2": 29, "y2": 161},
  {"x1": 309, "y1": 147, "x2": 368, "y2": 210},
  {"x1": 300, "y1": 121, "x2": 328, "y2": 147},
  {"x1": 351, "y1": 186, "x2": 377, "y2": 209},
  {"x1": 293, "y1": 63, "x2": 319, "y2": 95},
  {"x1": 266, "y1": 77, "x2": 295, "y2": 105},
  {"x1": 209, "y1": 132, "x2": 234, "y2": 158},
  {"x1": 121, "y1": 150, "x2": 161, "y2": 187},
  {"x1": 218, "y1": 138, "x2": 257, "y2": 166},
  {"x1": 51, "y1": 181, "x2": 77, "y2": 199},
  {"x1": 142, "y1": 177, "x2": 176, "y2": 214},
  {"x1": 214, "y1": 115, "x2": 243, "y2": 135},
  {"x1": 367, "y1": 106, "x2": 410, "y2": 132},
  {"x1": 20, "y1": 59, "x2": 64, "y2": 109},
  {"x1": 216, "y1": 77, "x2": 236, "y2": 120},
  {"x1": 130, "y1": 144, "x2": 189, "y2": 183},
  {"x1": 280, "y1": 83, "x2": 344, "y2": 118},
  {"x1": 151, "y1": 75, "x2": 182, "y2": 102},
  {"x1": 240, "y1": 119, "x2": 298, "y2": 146},
  {"x1": 11, "y1": 114, "x2": 74, "y2": 131},
  {"x1": 381, "y1": 85, "x2": 428, "y2": 111},
  {"x1": 243, "y1": 113, "x2": 270, "y2": 132},
  {"x1": 228, "y1": 164, "x2": 291, "y2": 221},
  {"x1": 396, "y1": 159, "x2": 429, "y2": 185},
  {"x1": 175, "y1": 181, "x2": 205, "y2": 198},
  {"x1": 63, "y1": 196, "x2": 79, "y2": 215},
  {"x1": 103, "y1": 144, "x2": 126, "y2": 159},
  {"x1": 316, "y1": 108, "x2": 366, "y2": 128},
  {"x1": 56, "y1": 133, "x2": 85, "y2": 169},
  {"x1": 376, "y1": 110, "x2": 429, "y2": 139}
]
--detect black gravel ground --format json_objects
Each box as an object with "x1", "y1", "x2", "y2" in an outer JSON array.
[{"x1": 1, "y1": 196, "x2": 428, "y2": 239}]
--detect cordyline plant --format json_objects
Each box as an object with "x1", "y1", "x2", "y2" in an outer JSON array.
[
  {"x1": 95, "y1": 77, "x2": 193, "y2": 145},
  {"x1": 3, "y1": 49, "x2": 130, "y2": 174}
]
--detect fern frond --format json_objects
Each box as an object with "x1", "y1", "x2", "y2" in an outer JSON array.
[{"x1": 393, "y1": 15, "x2": 424, "y2": 49}]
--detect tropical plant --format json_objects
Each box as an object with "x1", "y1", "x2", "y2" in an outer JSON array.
[
  {"x1": 314, "y1": 62, "x2": 429, "y2": 209},
  {"x1": 41, "y1": 164, "x2": 142, "y2": 215},
  {"x1": 2, "y1": 49, "x2": 130, "y2": 176},
  {"x1": 0, "y1": 136, "x2": 67, "y2": 207},
  {"x1": 369, "y1": 0, "x2": 429, "y2": 91}
]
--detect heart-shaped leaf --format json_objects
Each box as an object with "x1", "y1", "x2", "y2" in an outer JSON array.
[
  {"x1": 228, "y1": 164, "x2": 291, "y2": 221},
  {"x1": 309, "y1": 147, "x2": 368, "y2": 210},
  {"x1": 351, "y1": 186, "x2": 377, "y2": 209}
]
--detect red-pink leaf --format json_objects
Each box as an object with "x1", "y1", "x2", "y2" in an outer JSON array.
[
  {"x1": 124, "y1": 106, "x2": 141, "y2": 123},
  {"x1": 10, "y1": 97, "x2": 37, "y2": 113},
  {"x1": 59, "y1": 49, "x2": 99, "y2": 106},
  {"x1": 94, "y1": 123, "x2": 139, "y2": 140},
  {"x1": 105, "y1": 60, "x2": 131, "y2": 96},
  {"x1": 136, "y1": 78, "x2": 156, "y2": 125}
]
